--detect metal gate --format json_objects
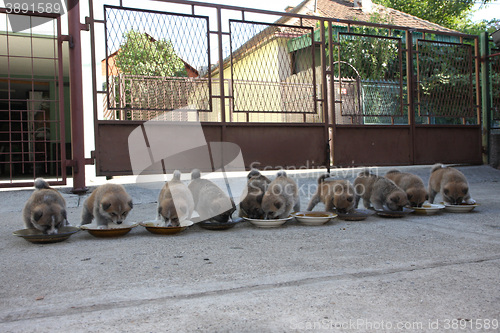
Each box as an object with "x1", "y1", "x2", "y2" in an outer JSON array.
[
  {"x1": 88, "y1": 0, "x2": 482, "y2": 177},
  {"x1": 0, "y1": 9, "x2": 67, "y2": 187}
]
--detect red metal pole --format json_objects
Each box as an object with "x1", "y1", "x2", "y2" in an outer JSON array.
[{"x1": 67, "y1": 0, "x2": 87, "y2": 193}]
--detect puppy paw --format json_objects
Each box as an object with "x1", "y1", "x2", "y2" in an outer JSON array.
[
  {"x1": 465, "y1": 198, "x2": 476, "y2": 205},
  {"x1": 97, "y1": 225, "x2": 108, "y2": 229}
]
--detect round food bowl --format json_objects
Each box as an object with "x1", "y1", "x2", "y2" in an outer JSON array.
[
  {"x1": 375, "y1": 207, "x2": 414, "y2": 218},
  {"x1": 412, "y1": 203, "x2": 445, "y2": 215},
  {"x1": 243, "y1": 216, "x2": 293, "y2": 228},
  {"x1": 140, "y1": 220, "x2": 193, "y2": 235},
  {"x1": 80, "y1": 223, "x2": 138, "y2": 237},
  {"x1": 198, "y1": 218, "x2": 242, "y2": 230},
  {"x1": 443, "y1": 203, "x2": 478, "y2": 213},
  {"x1": 13, "y1": 226, "x2": 80, "y2": 244},
  {"x1": 292, "y1": 212, "x2": 337, "y2": 225},
  {"x1": 336, "y1": 209, "x2": 375, "y2": 221}
]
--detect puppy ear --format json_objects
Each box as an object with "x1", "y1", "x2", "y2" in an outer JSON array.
[
  {"x1": 158, "y1": 207, "x2": 162, "y2": 215},
  {"x1": 391, "y1": 196, "x2": 400, "y2": 203},
  {"x1": 274, "y1": 201, "x2": 282, "y2": 209},
  {"x1": 425, "y1": 194, "x2": 429, "y2": 200},
  {"x1": 407, "y1": 193, "x2": 413, "y2": 200},
  {"x1": 128, "y1": 200, "x2": 133, "y2": 209},
  {"x1": 33, "y1": 210, "x2": 43, "y2": 222},
  {"x1": 444, "y1": 188, "x2": 449, "y2": 195},
  {"x1": 62, "y1": 210, "x2": 67, "y2": 219},
  {"x1": 462, "y1": 187, "x2": 468, "y2": 195},
  {"x1": 102, "y1": 202, "x2": 111, "y2": 211}
]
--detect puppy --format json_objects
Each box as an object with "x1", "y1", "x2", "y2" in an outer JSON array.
[
  {"x1": 157, "y1": 170, "x2": 194, "y2": 227},
  {"x1": 261, "y1": 171, "x2": 300, "y2": 219},
  {"x1": 188, "y1": 169, "x2": 235, "y2": 223},
  {"x1": 385, "y1": 170, "x2": 429, "y2": 207},
  {"x1": 81, "y1": 183, "x2": 133, "y2": 228},
  {"x1": 307, "y1": 174, "x2": 355, "y2": 214},
  {"x1": 239, "y1": 169, "x2": 271, "y2": 219},
  {"x1": 354, "y1": 170, "x2": 409, "y2": 211},
  {"x1": 428, "y1": 164, "x2": 475, "y2": 205},
  {"x1": 22, "y1": 178, "x2": 68, "y2": 235}
]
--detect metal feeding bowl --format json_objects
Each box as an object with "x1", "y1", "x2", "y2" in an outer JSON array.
[
  {"x1": 198, "y1": 218, "x2": 243, "y2": 230},
  {"x1": 80, "y1": 223, "x2": 138, "y2": 237},
  {"x1": 292, "y1": 212, "x2": 337, "y2": 225},
  {"x1": 13, "y1": 226, "x2": 80, "y2": 244},
  {"x1": 140, "y1": 220, "x2": 193, "y2": 235}
]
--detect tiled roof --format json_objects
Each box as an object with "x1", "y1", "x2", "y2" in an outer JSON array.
[{"x1": 281, "y1": 0, "x2": 456, "y2": 33}]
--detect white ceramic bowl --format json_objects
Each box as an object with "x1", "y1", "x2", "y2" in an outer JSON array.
[
  {"x1": 443, "y1": 203, "x2": 478, "y2": 213},
  {"x1": 243, "y1": 216, "x2": 293, "y2": 228},
  {"x1": 412, "y1": 203, "x2": 445, "y2": 215},
  {"x1": 292, "y1": 212, "x2": 337, "y2": 225}
]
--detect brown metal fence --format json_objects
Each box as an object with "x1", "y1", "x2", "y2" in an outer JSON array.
[
  {"x1": 88, "y1": 0, "x2": 482, "y2": 175},
  {"x1": 491, "y1": 47, "x2": 500, "y2": 129},
  {"x1": 0, "y1": 9, "x2": 66, "y2": 187}
]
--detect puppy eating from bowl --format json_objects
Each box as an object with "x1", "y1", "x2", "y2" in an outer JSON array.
[
  {"x1": 385, "y1": 170, "x2": 429, "y2": 208},
  {"x1": 428, "y1": 164, "x2": 475, "y2": 205},
  {"x1": 261, "y1": 171, "x2": 300, "y2": 219},
  {"x1": 239, "y1": 169, "x2": 271, "y2": 219},
  {"x1": 354, "y1": 170, "x2": 409, "y2": 211},
  {"x1": 157, "y1": 170, "x2": 194, "y2": 227},
  {"x1": 307, "y1": 174, "x2": 355, "y2": 214}
]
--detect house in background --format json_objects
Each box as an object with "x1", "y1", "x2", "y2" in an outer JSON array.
[
  {"x1": 208, "y1": 0, "x2": 461, "y2": 124},
  {"x1": 100, "y1": 33, "x2": 202, "y2": 121}
]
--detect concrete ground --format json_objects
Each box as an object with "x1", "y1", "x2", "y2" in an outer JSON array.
[{"x1": 1, "y1": 165, "x2": 499, "y2": 332}]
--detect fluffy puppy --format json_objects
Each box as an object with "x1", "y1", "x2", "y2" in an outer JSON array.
[
  {"x1": 428, "y1": 164, "x2": 475, "y2": 205},
  {"x1": 261, "y1": 171, "x2": 300, "y2": 219},
  {"x1": 22, "y1": 178, "x2": 68, "y2": 235},
  {"x1": 307, "y1": 174, "x2": 355, "y2": 214},
  {"x1": 385, "y1": 170, "x2": 429, "y2": 207},
  {"x1": 239, "y1": 169, "x2": 271, "y2": 219},
  {"x1": 81, "y1": 184, "x2": 133, "y2": 228},
  {"x1": 157, "y1": 170, "x2": 194, "y2": 227},
  {"x1": 188, "y1": 169, "x2": 235, "y2": 223},
  {"x1": 354, "y1": 170, "x2": 409, "y2": 211}
]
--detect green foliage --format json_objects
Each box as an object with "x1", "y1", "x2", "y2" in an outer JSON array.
[
  {"x1": 372, "y1": 0, "x2": 494, "y2": 31},
  {"x1": 115, "y1": 30, "x2": 187, "y2": 77}
]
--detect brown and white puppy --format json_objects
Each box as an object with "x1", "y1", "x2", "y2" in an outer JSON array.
[
  {"x1": 81, "y1": 183, "x2": 133, "y2": 228},
  {"x1": 261, "y1": 171, "x2": 300, "y2": 219},
  {"x1": 188, "y1": 169, "x2": 235, "y2": 223},
  {"x1": 157, "y1": 170, "x2": 194, "y2": 227},
  {"x1": 354, "y1": 170, "x2": 409, "y2": 211},
  {"x1": 307, "y1": 174, "x2": 355, "y2": 214},
  {"x1": 428, "y1": 164, "x2": 475, "y2": 205},
  {"x1": 239, "y1": 169, "x2": 271, "y2": 219},
  {"x1": 385, "y1": 170, "x2": 429, "y2": 208},
  {"x1": 22, "y1": 178, "x2": 68, "y2": 235}
]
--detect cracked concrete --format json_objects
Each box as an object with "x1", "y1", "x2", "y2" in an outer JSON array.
[{"x1": 1, "y1": 165, "x2": 500, "y2": 332}]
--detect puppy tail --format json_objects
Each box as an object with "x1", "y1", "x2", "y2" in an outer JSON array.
[
  {"x1": 431, "y1": 163, "x2": 445, "y2": 173},
  {"x1": 191, "y1": 169, "x2": 201, "y2": 180},
  {"x1": 247, "y1": 169, "x2": 261, "y2": 179},
  {"x1": 276, "y1": 170, "x2": 287, "y2": 178},
  {"x1": 34, "y1": 178, "x2": 50, "y2": 190},
  {"x1": 317, "y1": 174, "x2": 330, "y2": 184},
  {"x1": 172, "y1": 170, "x2": 181, "y2": 181}
]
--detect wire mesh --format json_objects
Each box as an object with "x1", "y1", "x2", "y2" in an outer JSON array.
[
  {"x1": 491, "y1": 48, "x2": 500, "y2": 129},
  {"x1": 229, "y1": 20, "x2": 318, "y2": 114},
  {"x1": 416, "y1": 39, "x2": 475, "y2": 122},
  {"x1": 104, "y1": 6, "x2": 210, "y2": 119}
]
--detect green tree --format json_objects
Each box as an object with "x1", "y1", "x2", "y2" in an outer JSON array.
[
  {"x1": 372, "y1": 0, "x2": 494, "y2": 30},
  {"x1": 115, "y1": 30, "x2": 187, "y2": 77}
]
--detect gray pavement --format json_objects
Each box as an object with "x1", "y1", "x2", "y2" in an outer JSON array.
[{"x1": 1, "y1": 165, "x2": 500, "y2": 332}]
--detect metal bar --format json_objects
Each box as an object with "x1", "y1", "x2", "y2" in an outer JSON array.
[
  {"x1": 480, "y1": 32, "x2": 491, "y2": 164},
  {"x1": 406, "y1": 30, "x2": 416, "y2": 164},
  {"x1": 89, "y1": 0, "x2": 98, "y2": 170},
  {"x1": 57, "y1": 12, "x2": 66, "y2": 184},
  {"x1": 67, "y1": 0, "x2": 87, "y2": 193}
]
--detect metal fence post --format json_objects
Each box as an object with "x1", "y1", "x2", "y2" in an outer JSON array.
[
  {"x1": 67, "y1": 0, "x2": 87, "y2": 193},
  {"x1": 480, "y1": 31, "x2": 491, "y2": 164}
]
